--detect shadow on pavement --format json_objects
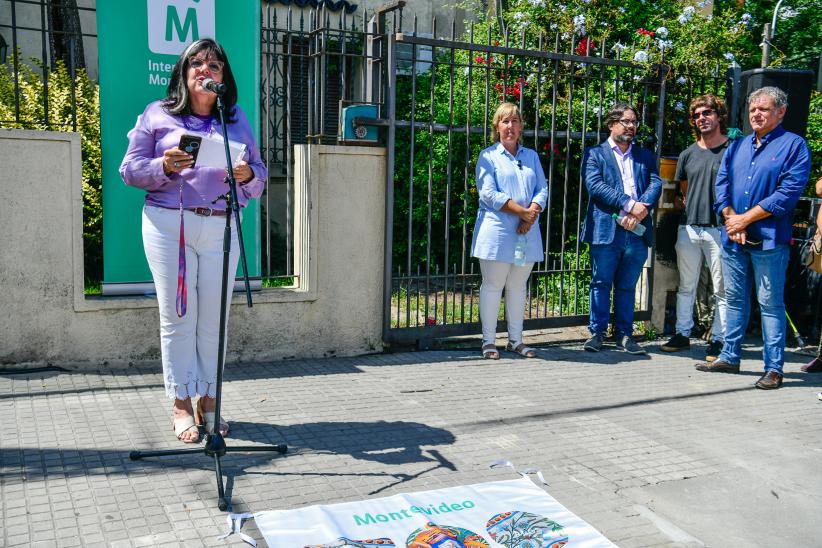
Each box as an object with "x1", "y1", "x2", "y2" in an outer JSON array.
[{"x1": 1, "y1": 420, "x2": 456, "y2": 490}]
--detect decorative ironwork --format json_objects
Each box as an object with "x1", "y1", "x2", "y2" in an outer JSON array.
[{"x1": 266, "y1": 0, "x2": 359, "y2": 14}]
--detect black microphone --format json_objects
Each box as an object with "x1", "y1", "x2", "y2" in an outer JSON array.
[
  {"x1": 517, "y1": 160, "x2": 522, "y2": 169},
  {"x1": 202, "y1": 78, "x2": 227, "y2": 95}
]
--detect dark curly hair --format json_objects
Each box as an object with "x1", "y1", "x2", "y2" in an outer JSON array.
[
  {"x1": 605, "y1": 103, "x2": 639, "y2": 130},
  {"x1": 688, "y1": 94, "x2": 728, "y2": 140},
  {"x1": 163, "y1": 38, "x2": 238, "y2": 123}
]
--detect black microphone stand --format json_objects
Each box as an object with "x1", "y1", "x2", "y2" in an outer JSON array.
[{"x1": 130, "y1": 93, "x2": 287, "y2": 511}]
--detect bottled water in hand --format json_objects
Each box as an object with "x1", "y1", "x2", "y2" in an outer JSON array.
[
  {"x1": 514, "y1": 235, "x2": 527, "y2": 266},
  {"x1": 612, "y1": 212, "x2": 646, "y2": 236}
]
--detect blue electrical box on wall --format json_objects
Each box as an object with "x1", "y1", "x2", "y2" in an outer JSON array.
[{"x1": 338, "y1": 102, "x2": 379, "y2": 144}]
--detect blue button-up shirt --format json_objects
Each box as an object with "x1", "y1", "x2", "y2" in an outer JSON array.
[
  {"x1": 471, "y1": 142, "x2": 549, "y2": 263},
  {"x1": 714, "y1": 125, "x2": 811, "y2": 250}
]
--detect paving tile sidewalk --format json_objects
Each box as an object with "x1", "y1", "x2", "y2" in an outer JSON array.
[{"x1": 2, "y1": 339, "x2": 821, "y2": 547}]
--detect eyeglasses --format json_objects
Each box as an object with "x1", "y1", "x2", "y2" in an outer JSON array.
[
  {"x1": 691, "y1": 109, "x2": 715, "y2": 120},
  {"x1": 189, "y1": 57, "x2": 224, "y2": 73},
  {"x1": 618, "y1": 119, "x2": 639, "y2": 128}
]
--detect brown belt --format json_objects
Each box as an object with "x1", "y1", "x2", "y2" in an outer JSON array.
[
  {"x1": 152, "y1": 205, "x2": 229, "y2": 217},
  {"x1": 187, "y1": 207, "x2": 227, "y2": 217}
]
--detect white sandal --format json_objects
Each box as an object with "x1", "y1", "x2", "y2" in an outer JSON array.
[
  {"x1": 507, "y1": 341, "x2": 537, "y2": 358},
  {"x1": 196, "y1": 399, "x2": 229, "y2": 436},
  {"x1": 172, "y1": 415, "x2": 200, "y2": 443},
  {"x1": 482, "y1": 343, "x2": 500, "y2": 360}
]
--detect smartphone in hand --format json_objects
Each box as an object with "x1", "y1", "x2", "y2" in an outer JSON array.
[{"x1": 178, "y1": 134, "x2": 203, "y2": 166}]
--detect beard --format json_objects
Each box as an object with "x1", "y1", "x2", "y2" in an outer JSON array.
[{"x1": 614, "y1": 133, "x2": 633, "y2": 144}]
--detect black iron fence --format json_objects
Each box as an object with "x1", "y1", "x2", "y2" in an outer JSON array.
[
  {"x1": 14, "y1": 3, "x2": 818, "y2": 348},
  {"x1": 379, "y1": 14, "x2": 724, "y2": 345},
  {"x1": 0, "y1": 0, "x2": 96, "y2": 131},
  {"x1": 259, "y1": 3, "x2": 394, "y2": 282}
]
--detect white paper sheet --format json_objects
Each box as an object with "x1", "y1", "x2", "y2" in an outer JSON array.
[{"x1": 195, "y1": 133, "x2": 247, "y2": 169}]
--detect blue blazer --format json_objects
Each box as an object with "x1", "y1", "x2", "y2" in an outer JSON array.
[{"x1": 581, "y1": 141, "x2": 662, "y2": 247}]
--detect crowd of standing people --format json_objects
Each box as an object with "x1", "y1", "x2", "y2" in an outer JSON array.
[
  {"x1": 472, "y1": 86, "x2": 817, "y2": 392},
  {"x1": 120, "y1": 35, "x2": 818, "y2": 445}
]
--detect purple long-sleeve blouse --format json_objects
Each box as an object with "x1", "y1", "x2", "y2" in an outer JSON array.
[{"x1": 120, "y1": 100, "x2": 267, "y2": 209}]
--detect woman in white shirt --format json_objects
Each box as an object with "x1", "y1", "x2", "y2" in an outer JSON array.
[{"x1": 471, "y1": 103, "x2": 549, "y2": 359}]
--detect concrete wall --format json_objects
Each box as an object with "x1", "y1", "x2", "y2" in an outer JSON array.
[{"x1": 0, "y1": 129, "x2": 385, "y2": 365}]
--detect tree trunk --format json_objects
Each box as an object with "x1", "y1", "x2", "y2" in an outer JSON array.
[{"x1": 48, "y1": 0, "x2": 86, "y2": 72}]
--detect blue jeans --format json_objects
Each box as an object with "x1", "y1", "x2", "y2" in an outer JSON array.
[
  {"x1": 719, "y1": 243, "x2": 789, "y2": 373},
  {"x1": 588, "y1": 229, "x2": 648, "y2": 338}
]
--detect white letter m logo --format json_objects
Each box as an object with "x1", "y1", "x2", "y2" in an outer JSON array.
[{"x1": 147, "y1": 0, "x2": 215, "y2": 55}]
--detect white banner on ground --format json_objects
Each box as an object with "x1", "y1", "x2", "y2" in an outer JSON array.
[{"x1": 253, "y1": 477, "x2": 616, "y2": 547}]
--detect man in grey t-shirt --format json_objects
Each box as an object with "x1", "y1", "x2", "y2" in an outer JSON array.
[{"x1": 661, "y1": 95, "x2": 730, "y2": 361}]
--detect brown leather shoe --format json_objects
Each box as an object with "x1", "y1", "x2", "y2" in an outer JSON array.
[
  {"x1": 801, "y1": 357, "x2": 822, "y2": 373},
  {"x1": 755, "y1": 371, "x2": 783, "y2": 390},
  {"x1": 694, "y1": 359, "x2": 740, "y2": 373}
]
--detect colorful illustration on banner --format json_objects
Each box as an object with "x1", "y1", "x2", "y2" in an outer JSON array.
[
  {"x1": 485, "y1": 511, "x2": 569, "y2": 547},
  {"x1": 305, "y1": 537, "x2": 396, "y2": 547},
  {"x1": 406, "y1": 522, "x2": 490, "y2": 548}
]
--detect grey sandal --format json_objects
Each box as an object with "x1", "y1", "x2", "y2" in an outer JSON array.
[
  {"x1": 482, "y1": 343, "x2": 500, "y2": 360},
  {"x1": 507, "y1": 341, "x2": 537, "y2": 358}
]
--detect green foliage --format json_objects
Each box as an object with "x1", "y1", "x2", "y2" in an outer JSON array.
[
  {"x1": 534, "y1": 243, "x2": 592, "y2": 316},
  {"x1": 262, "y1": 276, "x2": 296, "y2": 288},
  {"x1": 807, "y1": 91, "x2": 822, "y2": 191},
  {"x1": 0, "y1": 54, "x2": 103, "y2": 287},
  {"x1": 734, "y1": 0, "x2": 822, "y2": 68}
]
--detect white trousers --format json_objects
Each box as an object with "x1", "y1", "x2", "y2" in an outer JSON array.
[
  {"x1": 142, "y1": 206, "x2": 239, "y2": 400},
  {"x1": 674, "y1": 225, "x2": 726, "y2": 340},
  {"x1": 479, "y1": 259, "x2": 535, "y2": 346}
]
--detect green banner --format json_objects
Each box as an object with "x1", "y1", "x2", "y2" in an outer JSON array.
[{"x1": 98, "y1": 0, "x2": 261, "y2": 294}]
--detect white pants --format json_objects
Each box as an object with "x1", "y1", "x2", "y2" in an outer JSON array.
[
  {"x1": 674, "y1": 225, "x2": 726, "y2": 340},
  {"x1": 479, "y1": 259, "x2": 535, "y2": 346},
  {"x1": 142, "y1": 206, "x2": 239, "y2": 400}
]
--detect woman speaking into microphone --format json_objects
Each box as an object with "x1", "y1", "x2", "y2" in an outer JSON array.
[{"x1": 120, "y1": 38, "x2": 266, "y2": 443}]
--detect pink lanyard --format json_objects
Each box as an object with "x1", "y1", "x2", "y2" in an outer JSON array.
[{"x1": 175, "y1": 180, "x2": 187, "y2": 317}]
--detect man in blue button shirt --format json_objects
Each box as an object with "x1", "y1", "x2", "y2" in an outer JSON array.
[{"x1": 695, "y1": 86, "x2": 811, "y2": 389}]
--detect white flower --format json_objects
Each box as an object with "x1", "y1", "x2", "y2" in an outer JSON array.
[
  {"x1": 573, "y1": 14, "x2": 586, "y2": 35},
  {"x1": 723, "y1": 52, "x2": 735, "y2": 61},
  {"x1": 655, "y1": 26, "x2": 669, "y2": 39},
  {"x1": 683, "y1": 6, "x2": 696, "y2": 15},
  {"x1": 741, "y1": 12, "x2": 752, "y2": 23},
  {"x1": 698, "y1": 0, "x2": 711, "y2": 7},
  {"x1": 611, "y1": 42, "x2": 627, "y2": 52},
  {"x1": 658, "y1": 39, "x2": 673, "y2": 50},
  {"x1": 678, "y1": 14, "x2": 689, "y2": 24},
  {"x1": 674, "y1": 101, "x2": 685, "y2": 111},
  {"x1": 633, "y1": 50, "x2": 649, "y2": 63},
  {"x1": 511, "y1": 11, "x2": 525, "y2": 23},
  {"x1": 676, "y1": 75, "x2": 687, "y2": 85},
  {"x1": 618, "y1": 7, "x2": 626, "y2": 13},
  {"x1": 549, "y1": 22, "x2": 558, "y2": 31},
  {"x1": 528, "y1": 0, "x2": 547, "y2": 7}
]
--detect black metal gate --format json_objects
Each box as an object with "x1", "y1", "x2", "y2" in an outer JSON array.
[
  {"x1": 381, "y1": 18, "x2": 670, "y2": 346},
  {"x1": 257, "y1": 4, "x2": 736, "y2": 348}
]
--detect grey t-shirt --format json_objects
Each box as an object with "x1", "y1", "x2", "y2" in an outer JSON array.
[{"x1": 675, "y1": 139, "x2": 730, "y2": 226}]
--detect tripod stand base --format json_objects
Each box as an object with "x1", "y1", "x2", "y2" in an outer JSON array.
[{"x1": 130, "y1": 435, "x2": 287, "y2": 510}]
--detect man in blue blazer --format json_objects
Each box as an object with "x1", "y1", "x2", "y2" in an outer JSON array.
[{"x1": 582, "y1": 103, "x2": 663, "y2": 354}]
